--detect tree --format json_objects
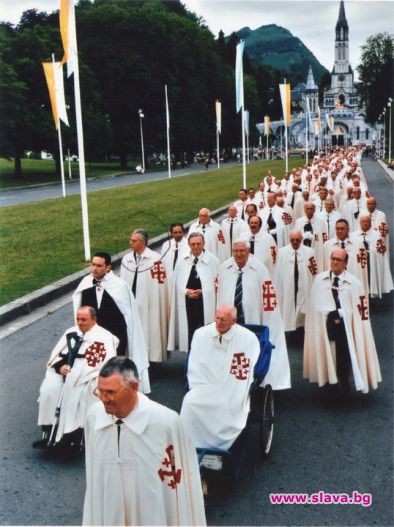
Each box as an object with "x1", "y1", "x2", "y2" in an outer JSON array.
[{"x1": 357, "y1": 32, "x2": 394, "y2": 124}]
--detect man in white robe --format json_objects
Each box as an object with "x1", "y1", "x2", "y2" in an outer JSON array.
[
  {"x1": 217, "y1": 239, "x2": 291, "y2": 390},
  {"x1": 343, "y1": 187, "x2": 367, "y2": 232},
  {"x1": 83, "y1": 357, "x2": 206, "y2": 527},
  {"x1": 275, "y1": 230, "x2": 318, "y2": 332},
  {"x1": 248, "y1": 215, "x2": 277, "y2": 275},
  {"x1": 120, "y1": 229, "x2": 168, "y2": 363},
  {"x1": 218, "y1": 204, "x2": 249, "y2": 262},
  {"x1": 160, "y1": 223, "x2": 188, "y2": 288},
  {"x1": 323, "y1": 219, "x2": 367, "y2": 294},
  {"x1": 350, "y1": 215, "x2": 393, "y2": 298},
  {"x1": 259, "y1": 192, "x2": 288, "y2": 247},
  {"x1": 303, "y1": 248, "x2": 382, "y2": 394},
  {"x1": 317, "y1": 198, "x2": 342, "y2": 240},
  {"x1": 235, "y1": 188, "x2": 249, "y2": 220},
  {"x1": 294, "y1": 202, "x2": 328, "y2": 270},
  {"x1": 361, "y1": 197, "x2": 390, "y2": 253},
  {"x1": 34, "y1": 307, "x2": 118, "y2": 447},
  {"x1": 168, "y1": 232, "x2": 220, "y2": 352},
  {"x1": 188, "y1": 207, "x2": 220, "y2": 255},
  {"x1": 180, "y1": 305, "x2": 260, "y2": 450},
  {"x1": 73, "y1": 252, "x2": 150, "y2": 393}
]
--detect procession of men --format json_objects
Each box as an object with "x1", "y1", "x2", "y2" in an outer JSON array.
[{"x1": 30, "y1": 144, "x2": 392, "y2": 525}]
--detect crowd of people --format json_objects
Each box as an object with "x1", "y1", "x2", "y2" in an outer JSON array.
[{"x1": 33, "y1": 145, "x2": 392, "y2": 525}]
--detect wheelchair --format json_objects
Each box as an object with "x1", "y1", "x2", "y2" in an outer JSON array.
[{"x1": 189, "y1": 324, "x2": 275, "y2": 500}]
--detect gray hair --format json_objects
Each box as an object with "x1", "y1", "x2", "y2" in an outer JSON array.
[
  {"x1": 99, "y1": 357, "x2": 139, "y2": 384},
  {"x1": 132, "y1": 229, "x2": 148, "y2": 245},
  {"x1": 188, "y1": 231, "x2": 205, "y2": 242}
]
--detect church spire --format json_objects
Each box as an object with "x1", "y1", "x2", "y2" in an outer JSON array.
[
  {"x1": 335, "y1": 0, "x2": 348, "y2": 41},
  {"x1": 305, "y1": 65, "x2": 318, "y2": 91}
]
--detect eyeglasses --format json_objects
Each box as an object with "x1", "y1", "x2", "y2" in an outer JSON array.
[
  {"x1": 330, "y1": 257, "x2": 346, "y2": 262},
  {"x1": 93, "y1": 384, "x2": 129, "y2": 401}
]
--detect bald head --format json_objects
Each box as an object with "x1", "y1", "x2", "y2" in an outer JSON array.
[{"x1": 215, "y1": 305, "x2": 237, "y2": 334}]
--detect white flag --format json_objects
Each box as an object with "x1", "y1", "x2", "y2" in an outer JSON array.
[
  {"x1": 306, "y1": 97, "x2": 313, "y2": 128},
  {"x1": 42, "y1": 61, "x2": 69, "y2": 129},
  {"x1": 216, "y1": 100, "x2": 222, "y2": 134},
  {"x1": 244, "y1": 110, "x2": 250, "y2": 136},
  {"x1": 235, "y1": 40, "x2": 244, "y2": 113},
  {"x1": 165, "y1": 84, "x2": 170, "y2": 130},
  {"x1": 60, "y1": 0, "x2": 78, "y2": 78},
  {"x1": 325, "y1": 113, "x2": 334, "y2": 132}
]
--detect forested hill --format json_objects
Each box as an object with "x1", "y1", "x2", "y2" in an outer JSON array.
[{"x1": 230, "y1": 24, "x2": 329, "y2": 83}]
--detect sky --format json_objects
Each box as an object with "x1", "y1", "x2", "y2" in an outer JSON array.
[{"x1": 1, "y1": 0, "x2": 393, "y2": 79}]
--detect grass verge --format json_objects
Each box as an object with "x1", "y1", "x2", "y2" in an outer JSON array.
[{"x1": 0, "y1": 157, "x2": 303, "y2": 305}]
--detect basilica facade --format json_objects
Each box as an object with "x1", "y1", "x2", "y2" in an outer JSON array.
[{"x1": 257, "y1": 1, "x2": 378, "y2": 149}]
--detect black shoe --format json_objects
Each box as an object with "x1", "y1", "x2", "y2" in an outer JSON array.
[{"x1": 32, "y1": 438, "x2": 50, "y2": 449}]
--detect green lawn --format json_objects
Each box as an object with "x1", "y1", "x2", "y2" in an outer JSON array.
[
  {"x1": 0, "y1": 158, "x2": 136, "y2": 189},
  {"x1": 0, "y1": 157, "x2": 303, "y2": 305}
]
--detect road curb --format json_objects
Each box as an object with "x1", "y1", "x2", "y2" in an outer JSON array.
[
  {"x1": 377, "y1": 159, "x2": 394, "y2": 183},
  {"x1": 0, "y1": 205, "x2": 228, "y2": 327}
]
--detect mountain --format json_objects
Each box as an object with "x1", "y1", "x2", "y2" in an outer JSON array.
[{"x1": 230, "y1": 24, "x2": 329, "y2": 83}]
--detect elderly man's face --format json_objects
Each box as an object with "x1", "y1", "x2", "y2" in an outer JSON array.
[
  {"x1": 330, "y1": 250, "x2": 347, "y2": 276},
  {"x1": 215, "y1": 307, "x2": 236, "y2": 334},
  {"x1": 188, "y1": 235, "x2": 204, "y2": 256},
  {"x1": 198, "y1": 210, "x2": 210, "y2": 225},
  {"x1": 359, "y1": 217, "x2": 371, "y2": 232},
  {"x1": 246, "y1": 205, "x2": 257, "y2": 217},
  {"x1": 335, "y1": 221, "x2": 349, "y2": 240},
  {"x1": 325, "y1": 200, "x2": 335, "y2": 213},
  {"x1": 228, "y1": 206, "x2": 238, "y2": 218},
  {"x1": 305, "y1": 204, "x2": 315, "y2": 219},
  {"x1": 76, "y1": 308, "x2": 96, "y2": 333},
  {"x1": 289, "y1": 234, "x2": 302, "y2": 250},
  {"x1": 130, "y1": 233, "x2": 145, "y2": 254},
  {"x1": 96, "y1": 373, "x2": 139, "y2": 419},
  {"x1": 367, "y1": 199, "x2": 376, "y2": 213},
  {"x1": 232, "y1": 242, "x2": 249, "y2": 268}
]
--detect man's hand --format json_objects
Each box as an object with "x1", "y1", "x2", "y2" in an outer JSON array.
[
  {"x1": 60, "y1": 365, "x2": 71, "y2": 376},
  {"x1": 186, "y1": 289, "x2": 202, "y2": 299}
]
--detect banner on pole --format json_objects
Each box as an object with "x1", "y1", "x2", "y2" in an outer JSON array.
[
  {"x1": 60, "y1": 0, "x2": 78, "y2": 78},
  {"x1": 306, "y1": 97, "x2": 313, "y2": 128},
  {"x1": 317, "y1": 105, "x2": 322, "y2": 133},
  {"x1": 165, "y1": 84, "x2": 170, "y2": 130},
  {"x1": 42, "y1": 61, "x2": 69, "y2": 129},
  {"x1": 235, "y1": 40, "x2": 244, "y2": 113},
  {"x1": 264, "y1": 115, "x2": 270, "y2": 136},
  {"x1": 244, "y1": 110, "x2": 250, "y2": 136},
  {"x1": 279, "y1": 83, "x2": 291, "y2": 127},
  {"x1": 325, "y1": 113, "x2": 334, "y2": 132},
  {"x1": 216, "y1": 100, "x2": 222, "y2": 134}
]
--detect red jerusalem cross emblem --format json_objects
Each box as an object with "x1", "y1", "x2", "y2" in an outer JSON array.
[
  {"x1": 379, "y1": 222, "x2": 388, "y2": 237},
  {"x1": 218, "y1": 229, "x2": 225, "y2": 244},
  {"x1": 357, "y1": 248, "x2": 368, "y2": 269},
  {"x1": 157, "y1": 445, "x2": 182, "y2": 490},
  {"x1": 263, "y1": 280, "x2": 277, "y2": 312},
  {"x1": 230, "y1": 352, "x2": 250, "y2": 380},
  {"x1": 308, "y1": 256, "x2": 318, "y2": 275},
  {"x1": 150, "y1": 261, "x2": 166, "y2": 283},
  {"x1": 376, "y1": 239, "x2": 386, "y2": 255},
  {"x1": 85, "y1": 341, "x2": 106, "y2": 367},
  {"x1": 357, "y1": 296, "x2": 369, "y2": 320},
  {"x1": 282, "y1": 212, "x2": 292, "y2": 225}
]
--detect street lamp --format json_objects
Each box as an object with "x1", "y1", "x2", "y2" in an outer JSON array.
[
  {"x1": 138, "y1": 109, "x2": 145, "y2": 173},
  {"x1": 388, "y1": 98, "x2": 392, "y2": 164}
]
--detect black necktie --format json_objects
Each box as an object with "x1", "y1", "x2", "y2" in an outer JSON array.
[
  {"x1": 294, "y1": 251, "x2": 299, "y2": 308},
  {"x1": 332, "y1": 276, "x2": 341, "y2": 309},
  {"x1": 354, "y1": 201, "x2": 360, "y2": 219},
  {"x1": 190, "y1": 257, "x2": 199, "y2": 280},
  {"x1": 290, "y1": 193, "x2": 295, "y2": 208},
  {"x1": 303, "y1": 221, "x2": 313, "y2": 247},
  {"x1": 173, "y1": 242, "x2": 179, "y2": 270},
  {"x1": 362, "y1": 234, "x2": 370, "y2": 287},
  {"x1": 341, "y1": 241, "x2": 345, "y2": 249},
  {"x1": 230, "y1": 220, "x2": 234, "y2": 247},
  {"x1": 241, "y1": 206, "x2": 245, "y2": 220},
  {"x1": 234, "y1": 269, "x2": 245, "y2": 324},
  {"x1": 115, "y1": 419, "x2": 123, "y2": 456},
  {"x1": 327, "y1": 214, "x2": 330, "y2": 238},
  {"x1": 92, "y1": 278, "x2": 101, "y2": 287},
  {"x1": 267, "y1": 209, "x2": 276, "y2": 229},
  {"x1": 201, "y1": 224, "x2": 206, "y2": 234},
  {"x1": 250, "y1": 235, "x2": 255, "y2": 255},
  {"x1": 132, "y1": 252, "x2": 139, "y2": 296}
]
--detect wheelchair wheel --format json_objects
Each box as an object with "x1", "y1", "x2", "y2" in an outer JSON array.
[{"x1": 260, "y1": 385, "x2": 274, "y2": 456}]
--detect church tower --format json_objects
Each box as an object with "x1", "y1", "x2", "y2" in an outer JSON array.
[
  {"x1": 323, "y1": 0, "x2": 359, "y2": 109},
  {"x1": 304, "y1": 65, "x2": 319, "y2": 113}
]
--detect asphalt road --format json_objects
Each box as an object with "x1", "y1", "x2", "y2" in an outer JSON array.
[
  {"x1": 0, "y1": 161, "x2": 241, "y2": 207},
  {"x1": 0, "y1": 158, "x2": 392, "y2": 526}
]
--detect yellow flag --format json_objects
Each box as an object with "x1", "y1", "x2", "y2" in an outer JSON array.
[
  {"x1": 279, "y1": 83, "x2": 291, "y2": 127},
  {"x1": 60, "y1": 0, "x2": 77, "y2": 77},
  {"x1": 42, "y1": 62, "x2": 69, "y2": 129},
  {"x1": 264, "y1": 115, "x2": 270, "y2": 136}
]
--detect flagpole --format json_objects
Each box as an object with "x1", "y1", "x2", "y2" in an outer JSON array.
[
  {"x1": 305, "y1": 96, "x2": 309, "y2": 165},
  {"x1": 67, "y1": 148, "x2": 72, "y2": 179},
  {"x1": 241, "y1": 108, "x2": 246, "y2": 188},
  {"x1": 266, "y1": 131, "x2": 269, "y2": 160},
  {"x1": 165, "y1": 84, "x2": 171, "y2": 179},
  {"x1": 216, "y1": 128, "x2": 220, "y2": 169},
  {"x1": 284, "y1": 80, "x2": 289, "y2": 173},
  {"x1": 52, "y1": 54, "x2": 66, "y2": 198}
]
